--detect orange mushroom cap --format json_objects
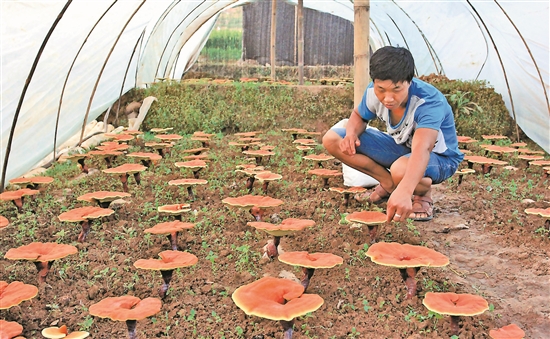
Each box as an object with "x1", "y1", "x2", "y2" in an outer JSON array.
[
  {"x1": 174, "y1": 160, "x2": 207, "y2": 169},
  {"x1": 155, "y1": 134, "x2": 182, "y2": 141},
  {"x1": 278, "y1": 251, "x2": 343, "y2": 269},
  {"x1": 126, "y1": 152, "x2": 162, "y2": 161},
  {"x1": 247, "y1": 218, "x2": 315, "y2": 236},
  {"x1": 254, "y1": 172, "x2": 282, "y2": 182},
  {"x1": 59, "y1": 206, "x2": 115, "y2": 222},
  {"x1": 234, "y1": 132, "x2": 260, "y2": 137},
  {"x1": 481, "y1": 134, "x2": 508, "y2": 141},
  {"x1": 303, "y1": 154, "x2": 334, "y2": 162},
  {"x1": 509, "y1": 142, "x2": 527, "y2": 148},
  {"x1": 525, "y1": 207, "x2": 550, "y2": 218},
  {"x1": 232, "y1": 276, "x2": 324, "y2": 321},
  {"x1": 64, "y1": 331, "x2": 90, "y2": 339},
  {"x1": 157, "y1": 203, "x2": 191, "y2": 214},
  {"x1": 9, "y1": 176, "x2": 54, "y2": 185},
  {"x1": 144, "y1": 221, "x2": 195, "y2": 234},
  {"x1": 150, "y1": 127, "x2": 173, "y2": 133},
  {"x1": 0, "y1": 281, "x2": 39, "y2": 309},
  {"x1": 182, "y1": 154, "x2": 210, "y2": 161},
  {"x1": 0, "y1": 189, "x2": 40, "y2": 201},
  {"x1": 296, "y1": 145, "x2": 313, "y2": 151},
  {"x1": 422, "y1": 292, "x2": 489, "y2": 317},
  {"x1": 0, "y1": 215, "x2": 9, "y2": 229},
  {"x1": 489, "y1": 324, "x2": 525, "y2": 339},
  {"x1": 89, "y1": 296, "x2": 162, "y2": 321},
  {"x1": 182, "y1": 147, "x2": 209, "y2": 154},
  {"x1": 345, "y1": 211, "x2": 387, "y2": 225},
  {"x1": 103, "y1": 163, "x2": 147, "y2": 174},
  {"x1": 5, "y1": 242, "x2": 78, "y2": 262},
  {"x1": 105, "y1": 133, "x2": 134, "y2": 142},
  {"x1": 308, "y1": 169, "x2": 341, "y2": 178},
  {"x1": 145, "y1": 142, "x2": 173, "y2": 149},
  {"x1": 366, "y1": 242, "x2": 449, "y2": 268},
  {"x1": 168, "y1": 179, "x2": 208, "y2": 186},
  {"x1": 516, "y1": 148, "x2": 544, "y2": 155},
  {"x1": 483, "y1": 145, "x2": 517, "y2": 154},
  {"x1": 193, "y1": 131, "x2": 215, "y2": 138},
  {"x1": 242, "y1": 150, "x2": 275, "y2": 157},
  {"x1": 529, "y1": 160, "x2": 550, "y2": 166},
  {"x1": 293, "y1": 138, "x2": 317, "y2": 145},
  {"x1": 517, "y1": 154, "x2": 544, "y2": 161},
  {"x1": 88, "y1": 150, "x2": 123, "y2": 157},
  {"x1": 456, "y1": 168, "x2": 475, "y2": 175},
  {"x1": 329, "y1": 186, "x2": 367, "y2": 194},
  {"x1": 281, "y1": 128, "x2": 307, "y2": 133},
  {"x1": 464, "y1": 155, "x2": 507, "y2": 166},
  {"x1": 238, "y1": 137, "x2": 263, "y2": 143},
  {"x1": 41, "y1": 325, "x2": 68, "y2": 339},
  {"x1": 0, "y1": 320, "x2": 23, "y2": 339},
  {"x1": 96, "y1": 143, "x2": 129, "y2": 151},
  {"x1": 77, "y1": 191, "x2": 131, "y2": 204},
  {"x1": 222, "y1": 195, "x2": 283, "y2": 208},
  {"x1": 134, "y1": 250, "x2": 198, "y2": 271}
]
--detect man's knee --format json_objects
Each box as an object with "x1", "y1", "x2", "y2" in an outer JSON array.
[{"x1": 322, "y1": 130, "x2": 341, "y2": 150}]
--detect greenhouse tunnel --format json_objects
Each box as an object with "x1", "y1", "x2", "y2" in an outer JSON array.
[{"x1": 1, "y1": 0, "x2": 549, "y2": 188}]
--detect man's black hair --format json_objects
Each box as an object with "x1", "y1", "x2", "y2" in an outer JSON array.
[{"x1": 369, "y1": 46, "x2": 415, "y2": 83}]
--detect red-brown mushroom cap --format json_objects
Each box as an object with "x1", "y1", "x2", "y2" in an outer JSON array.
[
  {"x1": 96, "y1": 143, "x2": 129, "y2": 151},
  {"x1": 308, "y1": 169, "x2": 342, "y2": 178},
  {"x1": 489, "y1": 324, "x2": 525, "y2": 339},
  {"x1": 422, "y1": 292, "x2": 489, "y2": 316},
  {"x1": 281, "y1": 128, "x2": 307, "y2": 133},
  {"x1": 239, "y1": 137, "x2": 263, "y2": 143},
  {"x1": 457, "y1": 136, "x2": 476, "y2": 143},
  {"x1": 134, "y1": 250, "x2": 198, "y2": 271},
  {"x1": 260, "y1": 145, "x2": 276, "y2": 151},
  {"x1": 242, "y1": 150, "x2": 275, "y2": 157},
  {"x1": 0, "y1": 216, "x2": 9, "y2": 229},
  {"x1": 174, "y1": 160, "x2": 208, "y2": 169},
  {"x1": 236, "y1": 164, "x2": 264, "y2": 170},
  {"x1": 509, "y1": 142, "x2": 527, "y2": 148},
  {"x1": 191, "y1": 136, "x2": 210, "y2": 143},
  {"x1": 236, "y1": 168, "x2": 269, "y2": 177},
  {"x1": 483, "y1": 145, "x2": 518, "y2": 154},
  {"x1": 366, "y1": 242, "x2": 449, "y2": 268},
  {"x1": 182, "y1": 154, "x2": 210, "y2": 161},
  {"x1": 77, "y1": 191, "x2": 131, "y2": 204},
  {"x1": 529, "y1": 160, "x2": 550, "y2": 167},
  {"x1": 144, "y1": 221, "x2": 195, "y2": 234},
  {"x1": 278, "y1": 251, "x2": 343, "y2": 269},
  {"x1": 103, "y1": 163, "x2": 147, "y2": 174},
  {"x1": 329, "y1": 186, "x2": 367, "y2": 194},
  {"x1": 234, "y1": 131, "x2": 260, "y2": 137},
  {"x1": 0, "y1": 320, "x2": 23, "y2": 339},
  {"x1": 303, "y1": 154, "x2": 335, "y2": 162},
  {"x1": 4, "y1": 242, "x2": 78, "y2": 262},
  {"x1": 105, "y1": 133, "x2": 134, "y2": 142},
  {"x1": 124, "y1": 129, "x2": 143, "y2": 135},
  {"x1": 254, "y1": 172, "x2": 282, "y2": 182},
  {"x1": 155, "y1": 134, "x2": 182, "y2": 141},
  {"x1": 193, "y1": 131, "x2": 215, "y2": 138},
  {"x1": 222, "y1": 195, "x2": 284, "y2": 208},
  {"x1": 145, "y1": 142, "x2": 173, "y2": 149},
  {"x1": 0, "y1": 189, "x2": 40, "y2": 201},
  {"x1": 64, "y1": 331, "x2": 90, "y2": 339},
  {"x1": 232, "y1": 276, "x2": 324, "y2": 321},
  {"x1": 293, "y1": 138, "x2": 317, "y2": 145},
  {"x1": 9, "y1": 176, "x2": 54, "y2": 185},
  {"x1": 182, "y1": 147, "x2": 209, "y2": 154},
  {"x1": 158, "y1": 203, "x2": 191, "y2": 214},
  {"x1": 456, "y1": 168, "x2": 476, "y2": 175},
  {"x1": 247, "y1": 218, "x2": 315, "y2": 236},
  {"x1": 168, "y1": 178, "x2": 208, "y2": 186},
  {"x1": 59, "y1": 206, "x2": 115, "y2": 222},
  {"x1": 464, "y1": 155, "x2": 507, "y2": 166},
  {"x1": 66, "y1": 153, "x2": 88, "y2": 160},
  {"x1": 126, "y1": 152, "x2": 162, "y2": 161},
  {"x1": 345, "y1": 211, "x2": 387, "y2": 225},
  {"x1": 0, "y1": 281, "x2": 39, "y2": 309},
  {"x1": 89, "y1": 296, "x2": 162, "y2": 321},
  {"x1": 517, "y1": 154, "x2": 544, "y2": 161},
  {"x1": 296, "y1": 145, "x2": 313, "y2": 151},
  {"x1": 481, "y1": 134, "x2": 508, "y2": 141},
  {"x1": 41, "y1": 325, "x2": 68, "y2": 339},
  {"x1": 87, "y1": 150, "x2": 124, "y2": 158},
  {"x1": 150, "y1": 127, "x2": 173, "y2": 133},
  {"x1": 525, "y1": 207, "x2": 550, "y2": 218},
  {"x1": 516, "y1": 148, "x2": 544, "y2": 155}
]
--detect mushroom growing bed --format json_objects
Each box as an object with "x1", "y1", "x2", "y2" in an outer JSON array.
[{"x1": 0, "y1": 127, "x2": 548, "y2": 338}]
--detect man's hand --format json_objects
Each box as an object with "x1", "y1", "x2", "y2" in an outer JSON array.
[
  {"x1": 386, "y1": 186, "x2": 412, "y2": 223},
  {"x1": 339, "y1": 134, "x2": 360, "y2": 155}
]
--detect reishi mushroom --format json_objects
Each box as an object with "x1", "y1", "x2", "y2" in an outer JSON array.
[
  {"x1": 144, "y1": 220, "x2": 195, "y2": 251},
  {"x1": 4, "y1": 242, "x2": 78, "y2": 284},
  {"x1": 345, "y1": 211, "x2": 387, "y2": 243},
  {"x1": 242, "y1": 149, "x2": 274, "y2": 165},
  {"x1": 77, "y1": 191, "x2": 131, "y2": 208},
  {"x1": 174, "y1": 160, "x2": 207, "y2": 179},
  {"x1": 0, "y1": 215, "x2": 10, "y2": 229},
  {"x1": 126, "y1": 152, "x2": 162, "y2": 167},
  {"x1": 308, "y1": 169, "x2": 342, "y2": 189},
  {"x1": 247, "y1": 218, "x2": 315, "y2": 258},
  {"x1": 58, "y1": 206, "x2": 115, "y2": 242},
  {"x1": 254, "y1": 172, "x2": 282, "y2": 194},
  {"x1": 8, "y1": 176, "x2": 54, "y2": 190},
  {"x1": 168, "y1": 178, "x2": 208, "y2": 200},
  {"x1": 134, "y1": 250, "x2": 198, "y2": 298},
  {"x1": 454, "y1": 168, "x2": 475, "y2": 186},
  {"x1": 366, "y1": 242, "x2": 449, "y2": 299},
  {"x1": 422, "y1": 292, "x2": 489, "y2": 335},
  {"x1": 0, "y1": 280, "x2": 39, "y2": 309},
  {"x1": 103, "y1": 163, "x2": 147, "y2": 192},
  {"x1": 329, "y1": 186, "x2": 367, "y2": 207},
  {"x1": 524, "y1": 207, "x2": 550, "y2": 233},
  {"x1": 278, "y1": 251, "x2": 343, "y2": 291},
  {"x1": 232, "y1": 276, "x2": 324, "y2": 339},
  {"x1": 222, "y1": 194, "x2": 284, "y2": 222},
  {"x1": 302, "y1": 153, "x2": 334, "y2": 168},
  {"x1": 89, "y1": 295, "x2": 162, "y2": 339},
  {"x1": 0, "y1": 188, "x2": 39, "y2": 213},
  {"x1": 0, "y1": 320, "x2": 23, "y2": 339},
  {"x1": 41, "y1": 325, "x2": 89, "y2": 339},
  {"x1": 157, "y1": 203, "x2": 191, "y2": 221},
  {"x1": 489, "y1": 324, "x2": 525, "y2": 339}
]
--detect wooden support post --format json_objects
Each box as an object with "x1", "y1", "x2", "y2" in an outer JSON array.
[
  {"x1": 297, "y1": 0, "x2": 304, "y2": 85},
  {"x1": 354, "y1": 0, "x2": 370, "y2": 106},
  {"x1": 270, "y1": 0, "x2": 277, "y2": 80}
]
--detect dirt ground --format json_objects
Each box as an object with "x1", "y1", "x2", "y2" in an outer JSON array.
[{"x1": 1, "y1": 130, "x2": 548, "y2": 339}]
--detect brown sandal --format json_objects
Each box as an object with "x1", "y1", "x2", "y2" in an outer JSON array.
[
  {"x1": 409, "y1": 195, "x2": 434, "y2": 221},
  {"x1": 354, "y1": 185, "x2": 391, "y2": 205}
]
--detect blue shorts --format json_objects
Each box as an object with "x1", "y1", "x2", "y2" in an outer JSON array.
[{"x1": 332, "y1": 127, "x2": 459, "y2": 184}]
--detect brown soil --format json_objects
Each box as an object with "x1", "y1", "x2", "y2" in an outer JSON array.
[{"x1": 1, "y1": 133, "x2": 548, "y2": 339}]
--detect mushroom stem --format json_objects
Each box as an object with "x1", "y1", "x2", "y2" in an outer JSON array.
[
  {"x1": 133, "y1": 172, "x2": 141, "y2": 185},
  {"x1": 98, "y1": 201, "x2": 111, "y2": 208},
  {"x1": 159, "y1": 269, "x2": 174, "y2": 298},
  {"x1": 254, "y1": 157, "x2": 262, "y2": 166},
  {"x1": 266, "y1": 235, "x2": 281, "y2": 258},
  {"x1": 104, "y1": 157, "x2": 112, "y2": 168},
  {"x1": 322, "y1": 178, "x2": 329, "y2": 189},
  {"x1": 301, "y1": 267, "x2": 315, "y2": 291},
  {"x1": 78, "y1": 220, "x2": 91, "y2": 243},
  {"x1": 482, "y1": 164, "x2": 493, "y2": 174},
  {"x1": 367, "y1": 225, "x2": 378, "y2": 244},
  {"x1": 281, "y1": 319, "x2": 294, "y2": 339},
  {"x1": 246, "y1": 177, "x2": 256, "y2": 192},
  {"x1": 34, "y1": 261, "x2": 54, "y2": 284},
  {"x1": 167, "y1": 231, "x2": 179, "y2": 251},
  {"x1": 262, "y1": 182, "x2": 269, "y2": 194},
  {"x1": 121, "y1": 174, "x2": 129, "y2": 192},
  {"x1": 192, "y1": 169, "x2": 202, "y2": 179},
  {"x1": 141, "y1": 159, "x2": 151, "y2": 168},
  {"x1": 399, "y1": 267, "x2": 420, "y2": 299},
  {"x1": 467, "y1": 162, "x2": 474, "y2": 170},
  {"x1": 343, "y1": 193, "x2": 351, "y2": 207},
  {"x1": 126, "y1": 319, "x2": 138, "y2": 339},
  {"x1": 12, "y1": 198, "x2": 24, "y2": 213},
  {"x1": 186, "y1": 186, "x2": 195, "y2": 200},
  {"x1": 291, "y1": 133, "x2": 298, "y2": 140},
  {"x1": 457, "y1": 175, "x2": 464, "y2": 186},
  {"x1": 76, "y1": 158, "x2": 88, "y2": 173},
  {"x1": 250, "y1": 206, "x2": 265, "y2": 221},
  {"x1": 450, "y1": 315, "x2": 460, "y2": 335}
]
